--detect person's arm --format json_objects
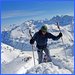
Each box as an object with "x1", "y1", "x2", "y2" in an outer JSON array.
[
  {"x1": 47, "y1": 32, "x2": 62, "y2": 40},
  {"x1": 30, "y1": 33, "x2": 37, "y2": 44}
]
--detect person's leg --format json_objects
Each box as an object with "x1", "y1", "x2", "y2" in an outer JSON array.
[
  {"x1": 44, "y1": 48, "x2": 52, "y2": 62},
  {"x1": 37, "y1": 49, "x2": 43, "y2": 64}
]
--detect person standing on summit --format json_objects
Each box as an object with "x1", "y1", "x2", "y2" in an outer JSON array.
[{"x1": 30, "y1": 25, "x2": 62, "y2": 64}]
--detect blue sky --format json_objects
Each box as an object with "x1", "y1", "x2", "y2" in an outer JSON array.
[{"x1": 1, "y1": 0, "x2": 74, "y2": 26}]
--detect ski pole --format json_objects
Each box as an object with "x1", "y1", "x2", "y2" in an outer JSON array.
[
  {"x1": 56, "y1": 22, "x2": 67, "y2": 60},
  {"x1": 29, "y1": 29, "x2": 36, "y2": 65}
]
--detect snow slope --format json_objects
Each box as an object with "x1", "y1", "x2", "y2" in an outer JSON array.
[
  {"x1": 1, "y1": 43, "x2": 37, "y2": 74},
  {"x1": 1, "y1": 41, "x2": 74, "y2": 74}
]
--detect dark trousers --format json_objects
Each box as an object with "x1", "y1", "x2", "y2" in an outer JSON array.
[{"x1": 37, "y1": 47, "x2": 52, "y2": 64}]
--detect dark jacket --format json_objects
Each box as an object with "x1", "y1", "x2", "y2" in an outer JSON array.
[{"x1": 30, "y1": 30, "x2": 62, "y2": 49}]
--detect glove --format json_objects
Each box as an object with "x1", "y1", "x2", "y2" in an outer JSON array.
[
  {"x1": 58, "y1": 32, "x2": 62, "y2": 37},
  {"x1": 30, "y1": 38, "x2": 34, "y2": 44}
]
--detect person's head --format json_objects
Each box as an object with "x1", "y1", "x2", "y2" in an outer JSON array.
[{"x1": 41, "y1": 25, "x2": 47, "y2": 35}]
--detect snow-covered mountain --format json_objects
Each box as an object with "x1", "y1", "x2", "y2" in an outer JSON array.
[
  {"x1": 49, "y1": 15, "x2": 73, "y2": 26},
  {"x1": 2, "y1": 23, "x2": 73, "y2": 51},
  {"x1": 1, "y1": 22, "x2": 34, "y2": 51},
  {"x1": 1, "y1": 15, "x2": 74, "y2": 51},
  {"x1": 1, "y1": 15, "x2": 74, "y2": 74}
]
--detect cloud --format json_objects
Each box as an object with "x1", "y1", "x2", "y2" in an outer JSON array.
[{"x1": 1, "y1": 10, "x2": 46, "y2": 19}]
